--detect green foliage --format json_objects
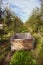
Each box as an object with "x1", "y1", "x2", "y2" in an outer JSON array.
[
  {"x1": 0, "y1": 41, "x2": 11, "y2": 64},
  {"x1": 10, "y1": 51, "x2": 37, "y2": 65},
  {"x1": 0, "y1": 54, "x2": 5, "y2": 63},
  {"x1": 37, "y1": 44, "x2": 43, "y2": 65},
  {"x1": 0, "y1": 7, "x2": 27, "y2": 41},
  {"x1": 25, "y1": 7, "x2": 43, "y2": 33},
  {"x1": 25, "y1": 4, "x2": 43, "y2": 65}
]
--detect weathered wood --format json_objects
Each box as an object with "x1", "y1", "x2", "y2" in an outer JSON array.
[{"x1": 10, "y1": 33, "x2": 35, "y2": 51}]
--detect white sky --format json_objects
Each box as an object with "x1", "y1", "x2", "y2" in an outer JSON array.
[{"x1": 2, "y1": 0, "x2": 40, "y2": 22}]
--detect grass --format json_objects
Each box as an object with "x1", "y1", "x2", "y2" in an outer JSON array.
[{"x1": 32, "y1": 33, "x2": 43, "y2": 58}]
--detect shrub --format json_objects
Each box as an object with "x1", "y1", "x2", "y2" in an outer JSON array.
[{"x1": 10, "y1": 51, "x2": 37, "y2": 65}]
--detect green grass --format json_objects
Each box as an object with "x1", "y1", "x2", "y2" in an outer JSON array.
[{"x1": 10, "y1": 50, "x2": 37, "y2": 65}]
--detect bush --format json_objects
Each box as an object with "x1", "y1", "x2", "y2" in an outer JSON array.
[
  {"x1": 0, "y1": 54, "x2": 5, "y2": 63},
  {"x1": 10, "y1": 51, "x2": 37, "y2": 65},
  {"x1": 37, "y1": 44, "x2": 43, "y2": 65}
]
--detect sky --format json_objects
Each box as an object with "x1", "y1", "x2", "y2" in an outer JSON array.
[{"x1": 2, "y1": 0, "x2": 40, "y2": 22}]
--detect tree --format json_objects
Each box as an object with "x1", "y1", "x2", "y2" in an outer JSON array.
[
  {"x1": 25, "y1": 7, "x2": 43, "y2": 34},
  {"x1": 0, "y1": 6, "x2": 27, "y2": 41},
  {"x1": 3, "y1": 6, "x2": 27, "y2": 33}
]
